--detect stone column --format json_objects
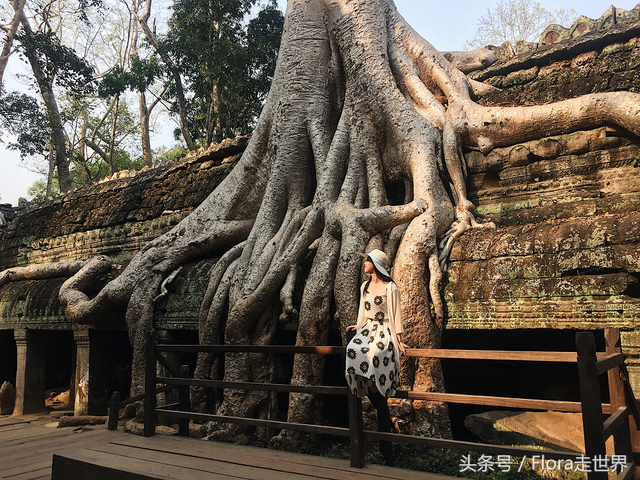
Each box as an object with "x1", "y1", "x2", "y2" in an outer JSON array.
[
  {"x1": 621, "y1": 330, "x2": 640, "y2": 394},
  {"x1": 13, "y1": 329, "x2": 46, "y2": 415},
  {"x1": 73, "y1": 329, "x2": 91, "y2": 416}
]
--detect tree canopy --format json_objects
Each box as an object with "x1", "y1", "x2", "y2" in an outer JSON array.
[
  {"x1": 0, "y1": 0, "x2": 284, "y2": 198},
  {"x1": 161, "y1": 0, "x2": 284, "y2": 143}
]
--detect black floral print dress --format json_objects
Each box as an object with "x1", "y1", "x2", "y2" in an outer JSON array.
[{"x1": 345, "y1": 289, "x2": 399, "y2": 398}]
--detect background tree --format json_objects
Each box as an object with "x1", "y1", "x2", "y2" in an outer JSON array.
[
  {"x1": 140, "y1": 0, "x2": 283, "y2": 147},
  {"x1": 97, "y1": 0, "x2": 167, "y2": 167},
  {"x1": 0, "y1": 0, "x2": 27, "y2": 88},
  {"x1": 465, "y1": 0, "x2": 577, "y2": 49},
  {"x1": 63, "y1": 93, "x2": 141, "y2": 184},
  {"x1": 8, "y1": 0, "x2": 99, "y2": 193},
  {"x1": 98, "y1": 55, "x2": 165, "y2": 167}
]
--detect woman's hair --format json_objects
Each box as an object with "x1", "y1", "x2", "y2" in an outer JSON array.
[{"x1": 364, "y1": 256, "x2": 393, "y2": 292}]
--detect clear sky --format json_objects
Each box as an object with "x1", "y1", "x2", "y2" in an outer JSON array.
[{"x1": 1, "y1": 0, "x2": 638, "y2": 206}]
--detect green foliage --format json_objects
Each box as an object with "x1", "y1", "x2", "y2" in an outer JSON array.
[
  {"x1": 16, "y1": 30, "x2": 95, "y2": 96},
  {"x1": 161, "y1": 0, "x2": 283, "y2": 143},
  {"x1": 0, "y1": 91, "x2": 50, "y2": 158},
  {"x1": 246, "y1": 3, "x2": 284, "y2": 102},
  {"x1": 98, "y1": 56, "x2": 164, "y2": 98},
  {"x1": 27, "y1": 178, "x2": 59, "y2": 199},
  {"x1": 465, "y1": 0, "x2": 577, "y2": 49},
  {"x1": 153, "y1": 145, "x2": 189, "y2": 164}
]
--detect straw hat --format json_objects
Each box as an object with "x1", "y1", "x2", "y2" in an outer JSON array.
[{"x1": 358, "y1": 249, "x2": 391, "y2": 277}]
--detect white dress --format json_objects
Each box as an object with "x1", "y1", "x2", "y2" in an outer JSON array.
[{"x1": 345, "y1": 282, "x2": 403, "y2": 398}]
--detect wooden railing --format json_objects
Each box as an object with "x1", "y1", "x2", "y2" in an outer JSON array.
[{"x1": 107, "y1": 328, "x2": 640, "y2": 480}]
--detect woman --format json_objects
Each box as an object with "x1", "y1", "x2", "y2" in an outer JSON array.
[{"x1": 345, "y1": 249, "x2": 407, "y2": 398}]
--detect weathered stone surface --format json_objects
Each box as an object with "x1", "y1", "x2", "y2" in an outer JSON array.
[
  {"x1": 470, "y1": 13, "x2": 640, "y2": 84},
  {"x1": 487, "y1": 42, "x2": 515, "y2": 62},
  {"x1": 0, "y1": 140, "x2": 243, "y2": 270},
  {"x1": 464, "y1": 411, "x2": 585, "y2": 453},
  {"x1": 0, "y1": 139, "x2": 245, "y2": 331},
  {"x1": 0, "y1": 381, "x2": 16, "y2": 415}
]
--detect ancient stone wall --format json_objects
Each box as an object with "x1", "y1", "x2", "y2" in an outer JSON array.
[
  {"x1": 450, "y1": 15, "x2": 640, "y2": 388},
  {"x1": 0, "y1": 137, "x2": 247, "y2": 331}
]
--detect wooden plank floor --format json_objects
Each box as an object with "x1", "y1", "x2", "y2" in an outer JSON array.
[{"x1": 1, "y1": 414, "x2": 458, "y2": 480}]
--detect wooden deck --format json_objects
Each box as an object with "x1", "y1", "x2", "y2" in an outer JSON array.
[{"x1": 0, "y1": 414, "x2": 457, "y2": 479}]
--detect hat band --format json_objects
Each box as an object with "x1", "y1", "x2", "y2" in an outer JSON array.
[{"x1": 369, "y1": 253, "x2": 387, "y2": 271}]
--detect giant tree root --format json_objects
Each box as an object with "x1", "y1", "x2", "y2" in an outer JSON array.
[{"x1": 2, "y1": 0, "x2": 639, "y2": 439}]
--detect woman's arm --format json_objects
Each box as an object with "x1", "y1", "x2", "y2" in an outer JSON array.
[{"x1": 390, "y1": 283, "x2": 407, "y2": 354}]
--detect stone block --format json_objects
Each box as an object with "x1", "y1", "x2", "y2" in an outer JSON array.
[
  {"x1": 464, "y1": 411, "x2": 584, "y2": 453},
  {"x1": 0, "y1": 381, "x2": 16, "y2": 415}
]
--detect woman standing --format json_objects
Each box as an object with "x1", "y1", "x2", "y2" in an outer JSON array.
[
  {"x1": 345, "y1": 249, "x2": 407, "y2": 398},
  {"x1": 345, "y1": 249, "x2": 407, "y2": 464}
]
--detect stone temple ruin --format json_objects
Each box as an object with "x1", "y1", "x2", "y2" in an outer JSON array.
[{"x1": 1, "y1": 4, "x2": 640, "y2": 442}]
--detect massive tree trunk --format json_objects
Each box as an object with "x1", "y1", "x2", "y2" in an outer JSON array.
[{"x1": 8, "y1": 0, "x2": 640, "y2": 438}]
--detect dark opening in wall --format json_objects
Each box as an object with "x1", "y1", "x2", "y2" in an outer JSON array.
[
  {"x1": 0, "y1": 330, "x2": 17, "y2": 386},
  {"x1": 441, "y1": 328, "x2": 607, "y2": 441},
  {"x1": 44, "y1": 330, "x2": 73, "y2": 391}
]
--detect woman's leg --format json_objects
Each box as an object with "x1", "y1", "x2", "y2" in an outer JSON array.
[{"x1": 367, "y1": 389, "x2": 393, "y2": 465}]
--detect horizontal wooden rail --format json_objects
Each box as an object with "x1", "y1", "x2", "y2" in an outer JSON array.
[
  {"x1": 156, "y1": 344, "x2": 608, "y2": 363},
  {"x1": 157, "y1": 376, "x2": 349, "y2": 396},
  {"x1": 155, "y1": 408, "x2": 350, "y2": 437},
  {"x1": 155, "y1": 345, "x2": 345, "y2": 355},
  {"x1": 393, "y1": 390, "x2": 614, "y2": 413},
  {"x1": 363, "y1": 430, "x2": 582, "y2": 460},
  {"x1": 405, "y1": 349, "x2": 608, "y2": 362}
]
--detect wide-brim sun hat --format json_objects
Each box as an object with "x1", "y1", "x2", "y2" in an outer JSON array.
[{"x1": 358, "y1": 249, "x2": 391, "y2": 277}]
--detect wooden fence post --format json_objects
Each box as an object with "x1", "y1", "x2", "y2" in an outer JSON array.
[
  {"x1": 107, "y1": 391, "x2": 120, "y2": 431},
  {"x1": 144, "y1": 331, "x2": 157, "y2": 437},
  {"x1": 576, "y1": 332, "x2": 607, "y2": 480},
  {"x1": 605, "y1": 329, "x2": 636, "y2": 478},
  {"x1": 347, "y1": 389, "x2": 365, "y2": 468},
  {"x1": 179, "y1": 365, "x2": 190, "y2": 437}
]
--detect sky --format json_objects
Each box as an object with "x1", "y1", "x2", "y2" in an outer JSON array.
[{"x1": 1, "y1": 0, "x2": 639, "y2": 206}]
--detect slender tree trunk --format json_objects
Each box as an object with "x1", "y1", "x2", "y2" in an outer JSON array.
[
  {"x1": 75, "y1": 113, "x2": 93, "y2": 185},
  {"x1": 212, "y1": 81, "x2": 222, "y2": 143},
  {"x1": 46, "y1": 138, "x2": 54, "y2": 196},
  {"x1": 129, "y1": 16, "x2": 153, "y2": 167},
  {"x1": 39, "y1": 81, "x2": 71, "y2": 192},
  {"x1": 137, "y1": 0, "x2": 196, "y2": 152},
  {"x1": 107, "y1": 95, "x2": 120, "y2": 174},
  {"x1": 20, "y1": 18, "x2": 72, "y2": 193},
  {"x1": 0, "y1": 0, "x2": 27, "y2": 89},
  {"x1": 138, "y1": 91, "x2": 153, "y2": 166}
]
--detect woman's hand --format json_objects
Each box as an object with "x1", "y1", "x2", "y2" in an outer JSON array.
[
  {"x1": 396, "y1": 334, "x2": 407, "y2": 355},
  {"x1": 346, "y1": 325, "x2": 357, "y2": 333}
]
